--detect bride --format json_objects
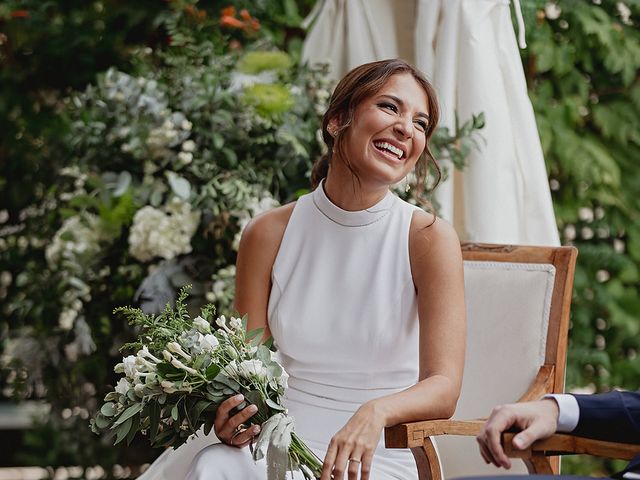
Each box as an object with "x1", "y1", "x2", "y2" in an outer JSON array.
[{"x1": 140, "y1": 58, "x2": 466, "y2": 480}]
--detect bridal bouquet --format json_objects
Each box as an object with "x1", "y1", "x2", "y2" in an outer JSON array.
[{"x1": 91, "y1": 287, "x2": 322, "y2": 479}]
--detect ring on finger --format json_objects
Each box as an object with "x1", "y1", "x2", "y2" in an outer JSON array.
[
  {"x1": 230, "y1": 426, "x2": 244, "y2": 445},
  {"x1": 348, "y1": 458, "x2": 361, "y2": 464}
]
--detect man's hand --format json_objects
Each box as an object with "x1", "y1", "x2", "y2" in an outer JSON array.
[{"x1": 476, "y1": 399, "x2": 560, "y2": 469}]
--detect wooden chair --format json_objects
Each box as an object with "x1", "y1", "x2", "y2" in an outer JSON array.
[
  {"x1": 385, "y1": 242, "x2": 578, "y2": 479},
  {"x1": 503, "y1": 432, "x2": 640, "y2": 474}
]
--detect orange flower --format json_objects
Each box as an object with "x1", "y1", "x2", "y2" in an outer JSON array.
[
  {"x1": 243, "y1": 17, "x2": 260, "y2": 33},
  {"x1": 220, "y1": 15, "x2": 244, "y2": 29},
  {"x1": 198, "y1": 10, "x2": 206, "y2": 19},
  {"x1": 239, "y1": 9, "x2": 251, "y2": 21},
  {"x1": 184, "y1": 5, "x2": 196, "y2": 17},
  {"x1": 11, "y1": 10, "x2": 30, "y2": 18},
  {"x1": 221, "y1": 6, "x2": 236, "y2": 17}
]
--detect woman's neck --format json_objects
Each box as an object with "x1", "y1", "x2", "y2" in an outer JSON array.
[{"x1": 322, "y1": 170, "x2": 389, "y2": 211}]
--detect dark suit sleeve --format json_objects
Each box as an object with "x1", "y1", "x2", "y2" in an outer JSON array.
[{"x1": 571, "y1": 391, "x2": 640, "y2": 444}]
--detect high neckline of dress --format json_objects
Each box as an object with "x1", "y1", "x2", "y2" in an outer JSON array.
[{"x1": 312, "y1": 180, "x2": 395, "y2": 227}]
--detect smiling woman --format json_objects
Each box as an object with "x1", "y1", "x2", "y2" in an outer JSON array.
[
  {"x1": 314, "y1": 59, "x2": 441, "y2": 210},
  {"x1": 148, "y1": 59, "x2": 466, "y2": 480}
]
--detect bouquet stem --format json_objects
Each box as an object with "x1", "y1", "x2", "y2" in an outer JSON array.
[{"x1": 290, "y1": 432, "x2": 323, "y2": 478}]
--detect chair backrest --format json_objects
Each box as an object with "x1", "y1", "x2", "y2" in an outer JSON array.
[{"x1": 438, "y1": 243, "x2": 577, "y2": 478}]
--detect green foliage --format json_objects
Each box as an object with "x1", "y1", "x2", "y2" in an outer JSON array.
[{"x1": 521, "y1": 1, "x2": 640, "y2": 473}]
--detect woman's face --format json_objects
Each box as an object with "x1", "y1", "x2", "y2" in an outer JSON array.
[{"x1": 334, "y1": 73, "x2": 430, "y2": 188}]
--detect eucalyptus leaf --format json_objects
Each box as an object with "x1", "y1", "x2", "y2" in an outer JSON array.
[
  {"x1": 113, "y1": 403, "x2": 143, "y2": 426},
  {"x1": 166, "y1": 172, "x2": 191, "y2": 200},
  {"x1": 101, "y1": 402, "x2": 116, "y2": 417},
  {"x1": 114, "y1": 417, "x2": 133, "y2": 445}
]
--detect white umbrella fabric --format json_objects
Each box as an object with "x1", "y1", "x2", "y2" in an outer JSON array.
[{"x1": 302, "y1": 0, "x2": 560, "y2": 246}]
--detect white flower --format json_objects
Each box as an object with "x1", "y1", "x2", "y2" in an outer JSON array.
[
  {"x1": 128, "y1": 200, "x2": 200, "y2": 262},
  {"x1": 135, "y1": 355, "x2": 157, "y2": 372},
  {"x1": 596, "y1": 270, "x2": 610, "y2": 283},
  {"x1": 161, "y1": 380, "x2": 177, "y2": 394},
  {"x1": 617, "y1": 2, "x2": 632, "y2": 25},
  {"x1": 238, "y1": 359, "x2": 267, "y2": 380},
  {"x1": 229, "y1": 316, "x2": 242, "y2": 330},
  {"x1": 563, "y1": 224, "x2": 576, "y2": 241},
  {"x1": 137, "y1": 345, "x2": 161, "y2": 364},
  {"x1": 123, "y1": 355, "x2": 138, "y2": 378},
  {"x1": 178, "y1": 151, "x2": 193, "y2": 165},
  {"x1": 578, "y1": 207, "x2": 594, "y2": 223},
  {"x1": 45, "y1": 214, "x2": 105, "y2": 268},
  {"x1": 58, "y1": 308, "x2": 78, "y2": 331},
  {"x1": 0, "y1": 271, "x2": 12, "y2": 287},
  {"x1": 581, "y1": 226, "x2": 594, "y2": 240},
  {"x1": 200, "y1": 334, "x2": 219, "y2": 352},
  {"x1": 167, "y1": 341, "x2": 191, "y2": 361},
  {"x1": 115, "y1": 378, "x2": 131, "y2": 395},
  {"x1": 222, "y1": 360, "x2": 239, "y2": 378},
  {"x1": 163, "y1": 350, "x2": 197, "y2": 375},
  {"x1": 193, "y1": 316, "x2": 211, "y2": 333},
  {"x1": 181, "y1": 120, "x2": 193, "y2": 131},
  {"x1": 171, "y1": 357, "x2": 197, "y2": 375},
  {"x1": 182, "y1": 140, "x2": 196, "y2": 152},
  {"x1": 216, "y1": 315, "x2": 231, "y2": 332},
  {"x1": 134, "y1": 383, "x2": 146, "y2": 397},
  {"x1": 544, "y1": 2, "x2": 561, "y2": 20}
]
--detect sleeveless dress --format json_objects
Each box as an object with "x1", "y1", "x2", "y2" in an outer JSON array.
[{"x1": 186, "y1": 182, "x2": 421, "y2": 479}]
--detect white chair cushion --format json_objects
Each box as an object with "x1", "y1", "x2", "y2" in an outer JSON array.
[{"x1": 438, "y1": 260, "x2": 556, "y2": 478}]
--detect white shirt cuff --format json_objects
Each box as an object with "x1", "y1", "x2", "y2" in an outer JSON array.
[{"x1": 543, "y1": 394, "x2": 580, "y2": 432}]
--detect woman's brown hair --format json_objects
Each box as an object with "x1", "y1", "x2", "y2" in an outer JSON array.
[{"x1": 310, "y1": 59, "x2": 441, "y2": 203}]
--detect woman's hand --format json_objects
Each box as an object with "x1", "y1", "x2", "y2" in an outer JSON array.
[
  {"x1": 320, "y1": 401, "x2": 387, "y2": 480},
  {"x1": 214, "y1": 394, "x2": 261, "y2": 448}
]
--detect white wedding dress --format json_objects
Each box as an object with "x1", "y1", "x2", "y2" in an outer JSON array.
[{"x1": 140, "y1": 182, "x2": 423, "y2": 479}]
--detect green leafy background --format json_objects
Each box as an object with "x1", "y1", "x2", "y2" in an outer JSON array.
[{"x1": 0, "y1": 0, "x2": 638, "y2": 477}]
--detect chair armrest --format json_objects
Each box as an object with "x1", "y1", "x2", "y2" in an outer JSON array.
[
  {"x1": 384, "y1": 364, "x2": 555, "y2": 449},
  {"x1": 517, "y1": 364, "x2": 555, "y2": 402},
  {"x1": 385, "y1": 419, "x2": 485, "y2": 448},
  {"x1": 503, "y1": 432, "x2": 640, "y2": 461}
]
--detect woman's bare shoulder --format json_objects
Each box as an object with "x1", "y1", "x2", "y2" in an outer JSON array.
[
  {"x1": 239, "y1": 202, "x2": 296, "y2": 253},
  {"x1": 409, "y1": 209, "x2": 461, "y2": 262}
]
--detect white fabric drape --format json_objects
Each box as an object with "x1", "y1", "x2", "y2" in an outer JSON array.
[{"x1": 302, "y1": 0, "x2": 560, "y2": 246}]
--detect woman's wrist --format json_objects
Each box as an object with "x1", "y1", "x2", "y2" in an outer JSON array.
[{"x1": 364, "y1": 397, "x2": 394, "y2": 428}]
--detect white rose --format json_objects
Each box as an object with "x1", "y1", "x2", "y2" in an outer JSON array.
[
  {"x1": 123, "y1": 355, "x2": 138, "y2": 378},
  {"x1": 238, "y1": 359, "x2": 267, "y2": 380},
  {"x1": 200, "y1": 334, "x2": 219, "y2": 352},
  {"x1": 222, "y1": 360, "x2": 239, "y2": 378},
  {"x1": 115, "y1": 378, "x2": 131, "y2": 395},
  {"x1": 193, "y1": 316, "x2": 211, "y2": 333}
]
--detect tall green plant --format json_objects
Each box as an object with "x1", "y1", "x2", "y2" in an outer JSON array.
[{"x1": 521, "y1": 1, "x2": 640, "y2": 474}]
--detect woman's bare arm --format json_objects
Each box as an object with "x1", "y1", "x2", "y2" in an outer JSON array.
[
  {"x1": 234, "y1": 202, "x2": 295, "y2": 336},
  {"x1": 320, "y1": 210, "x2": 466, "y2": 480}
]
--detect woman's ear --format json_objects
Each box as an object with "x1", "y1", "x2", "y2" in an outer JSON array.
[{"x1": 327, "y1": 116, "x2": 340, "y2": 138}]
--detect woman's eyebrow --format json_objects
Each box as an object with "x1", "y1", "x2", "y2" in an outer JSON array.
[{"x1": 378, "y1": 94, "x2": 431, "y2": 120}]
